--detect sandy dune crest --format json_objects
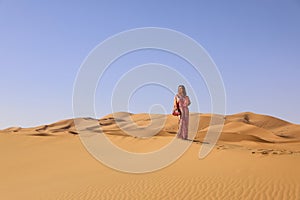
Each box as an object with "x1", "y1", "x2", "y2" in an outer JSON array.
[{"x1": 2, "y1": 111, "x2": 299, "y2": 148}]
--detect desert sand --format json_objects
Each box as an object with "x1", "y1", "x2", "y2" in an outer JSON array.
[{"x1": 1, "y1": 111, "x2": 300, "y2": 200}]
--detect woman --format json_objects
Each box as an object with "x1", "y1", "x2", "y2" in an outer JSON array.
[{"x1": 173, "y1": 85, "x2": 191, "y2": 140}]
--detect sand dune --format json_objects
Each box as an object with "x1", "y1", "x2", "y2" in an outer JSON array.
[
  {"x1": 2, "y1": 111, "x2": 299, "y2": 146},
  {"x1": 1, "y1": 111, "x2": 300, "y2": 199}
]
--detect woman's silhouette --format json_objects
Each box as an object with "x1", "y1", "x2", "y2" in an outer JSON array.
[{"x1": 173, "y1": 85, "x2": 191, "y2": 140}]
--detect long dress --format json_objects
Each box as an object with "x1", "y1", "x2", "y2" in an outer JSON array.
[{"x1": 174, "y1": 94, "x2": 190, "y2": 140}]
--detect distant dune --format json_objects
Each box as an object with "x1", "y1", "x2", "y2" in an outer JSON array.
[
  {"x1": 1, "y1": 112, "x2": 300, "y2": 199},
  {"x1": 2, "y1": 111, "x2": 300, "y2": 148}
]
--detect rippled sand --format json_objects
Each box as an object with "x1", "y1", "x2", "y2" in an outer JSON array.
[{"x1": 1, "y1": 112, "x2": 300, "y2": 199}]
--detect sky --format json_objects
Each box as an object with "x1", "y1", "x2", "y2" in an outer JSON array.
[{"x1": 0, "y1": 0, "x2": 299, "y2": 129}]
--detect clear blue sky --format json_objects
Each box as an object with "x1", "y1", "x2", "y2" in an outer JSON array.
[{"x1": 0, "y1": 0, "x2": 299, "y2": 129}]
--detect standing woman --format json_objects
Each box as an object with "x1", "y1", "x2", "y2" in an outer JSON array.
[{"x1": 173, "y1": 85, "x2": 191, "y2": 140}]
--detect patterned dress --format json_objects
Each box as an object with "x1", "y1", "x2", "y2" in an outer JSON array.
[{"x1": 174, "y1": 94, "x2": 190, "y2": 140}]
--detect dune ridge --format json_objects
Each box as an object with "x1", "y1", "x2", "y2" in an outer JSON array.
[{"x1": 1, "y1": 111, "x2": 299, "y2": 145}]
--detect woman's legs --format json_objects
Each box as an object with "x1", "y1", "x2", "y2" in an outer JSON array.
[
  {"x1": 183, "y1": 112, "x2": 189, "y2": 139},
  {"x1": 177, "y1": 110, "x2": 188, "y2": 140},
  {"x1": 177, "y1": 115, "x2": 183, "y2": 139}
]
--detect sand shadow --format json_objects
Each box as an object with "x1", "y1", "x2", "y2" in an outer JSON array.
[
  {"x1": 185, "y1": 138, "x2": 210, "y2": 144},
  {"x1": 28, "y1": 133, "x2": 54, "y2": 137}
]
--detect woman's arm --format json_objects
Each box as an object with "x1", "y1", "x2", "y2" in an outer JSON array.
[
  {"x1": 173, "y1": 96, "x2": 178, "y2": 111},
  {"x1": 186, "y1": 96, "x2": 191, "y2": 106}
]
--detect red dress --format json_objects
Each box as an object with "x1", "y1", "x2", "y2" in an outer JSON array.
[{"x1": 174, "y1": 94, "x2": 190, "y2": 140}]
